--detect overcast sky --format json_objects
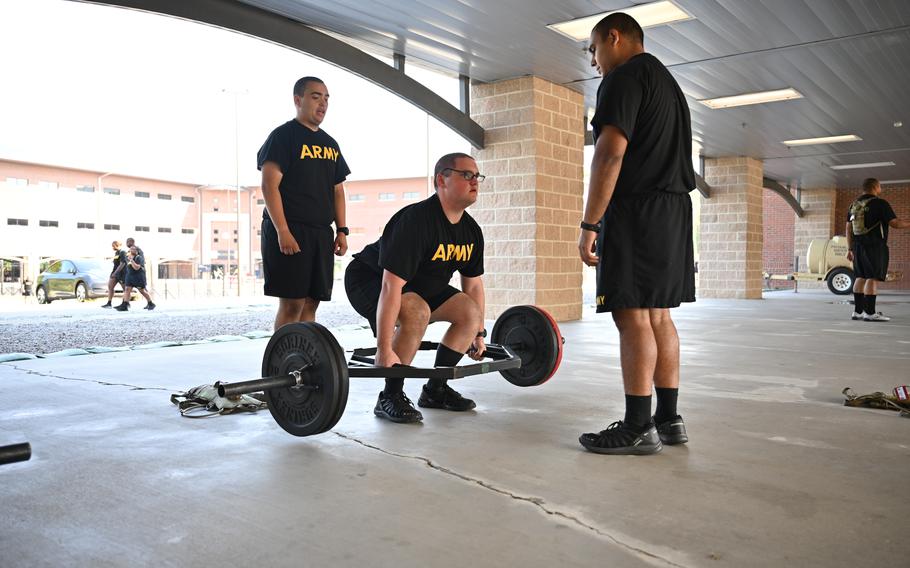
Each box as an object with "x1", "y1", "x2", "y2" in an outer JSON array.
[{"x1": 0, "y1": 0, "x2": 469, "y2": 186}]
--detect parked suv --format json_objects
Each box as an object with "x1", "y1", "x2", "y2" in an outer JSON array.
[{"x1": 35, "y1": 259, "x2": 113, "y2": 304}]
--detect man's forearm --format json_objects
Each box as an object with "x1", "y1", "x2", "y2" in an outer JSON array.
[
  {"x1": 375, "y1": 282, "x2": 402, "y2": 351},
  {"x1": 262, "y1": 185, "x2": 288, "y2": 230},
  {"x1": 333, "y1": 184, "x2": 347, "y2": 228},
  {"x1": 583, "y1": 151, "x2": 623, "y2": 225}
]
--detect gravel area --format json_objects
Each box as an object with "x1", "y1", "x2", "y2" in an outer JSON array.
[{"x1": 0, "y1": 299, "x2": 365, "y2": 355}]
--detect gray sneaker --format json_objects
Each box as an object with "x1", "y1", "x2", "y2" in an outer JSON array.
[
  {"x1": 851, "y1": 312, "x2": 863, "y2": 321},
  {"x1": 654, "y1": 415, "x2": 688, "y2": 445},
  {"x1": 863, "y1": 312, "x2": 890, "y2": 322},
  {"x1": 579, "y1": 421, "x2": 662, "y2": 455}
]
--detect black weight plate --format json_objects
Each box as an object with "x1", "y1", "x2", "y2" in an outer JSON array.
[
  {"x1": 491, "y1": 305, "x2": 562, "y2": 387},
  {"x1": 261, "y1": 322, "x2": 344, "y2": 437},
  {"x1": 310, "y1": 323, "x2": 349, "y2": 434}
]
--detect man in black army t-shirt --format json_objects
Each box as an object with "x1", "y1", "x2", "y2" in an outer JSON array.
[
  {"x1": 577, "y1": 13, "x2": 696, "y2": 455},
  {"x1": 258, "y1": 76, "x2": 351, "y2": 330},
  {"x1": 345, "y1": 153, "x2": 488, "y2": 423},
  {"x1": 846, "y1": 177, "x2": 910, "y2": 322}
]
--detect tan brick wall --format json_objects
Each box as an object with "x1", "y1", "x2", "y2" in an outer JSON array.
[
  {"x1": 472, "y1": 77, "x2": 584, "y2": 322},
  {"x1": 792, "y1": 187, "x2": 836, "y2": 289},
  {"x1": 700, "y1": 157, "x2": 763, "y2": 298}
]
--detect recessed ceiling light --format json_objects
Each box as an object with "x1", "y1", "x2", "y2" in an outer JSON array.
[
  {"x1": 829, "y1": 161, "x2": 895, "y2": 170},
  {"x1": 698, "y1": 88, "x2": 803, "y2": 109},
  {"x1": 548, "y1": 1, "x2": 693, "y2": 42},
  {"x1": 782, "y1": 134, "x2": 862, "y2": 147},
  {"x1": 880, "y1": 178, "x2": 910, "y2": 184}
]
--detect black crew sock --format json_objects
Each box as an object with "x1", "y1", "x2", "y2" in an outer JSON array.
[
  {"x1": 427, "y1": 344, "x2": 464, "y2": 390},
  {"x1": 624, "y1": 395, "x2": 652, "y2": 428},
  {"x1": 853, "y1": 292, "x2": 864, "y2": 312},
  {"x1": 654, "y1": 387, "x2": 679, "y2": 423},
  {"x1": 383, "y1": 378, "x2": 404, "y2": 395},
  {"x1": 865, "y1": 295, "x2": 877, "y2": 315}
]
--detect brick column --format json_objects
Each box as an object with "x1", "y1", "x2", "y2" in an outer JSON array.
[
  {"x1": 700, "y1": 157, "x2": 763, "y2": 298},
  {"x1": 471, "y1": 77, "x2": 584, "y2": 322},
  {"x1": 793, "y1": 188, "x2": 836, "y2": 289}
]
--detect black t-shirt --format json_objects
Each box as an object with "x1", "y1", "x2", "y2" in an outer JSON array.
[
  {"x1": 591, "y1": 52, "x2": 695, "y2": 198},
  {"x1": 256, "y1": 119, "x2": 350, "y2": 226},
  {"x1": 112, "y1": 249, "x2": 127, "y2": 272},
  {"x1": 847, "y1": 194, "x2": 896, "y2": 245},
  {"x1": 353, "y1": 194, "x2": 484, "y2": 299}
]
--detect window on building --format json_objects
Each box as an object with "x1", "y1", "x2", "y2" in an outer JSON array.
[
  {"x1": 213, "y1": 207, "x2": 219, "y2": 212},
  {"x1": 103, "y1": 187, "x2": 120, "y2": 195},
  {"x1": 38, "y1": 181, "x2": 58, "y2": 190},
  {"x1": 214, "y1": 238, "x2": 220, "y2": 243},
  {"x1": 181, "y1": 196, "x2": 195, "y2": 203},
  {"x1": 402, "y1": 191, "x2": 420, "y2": 200},
  {"x1": 158, "y1": 193, "x2": 172, "y2": 200},
  {"x1": 233, "y1": 238, "x2": 238, "y2": 243},
  {"x1": 5, "y1": 177, "x2": 27, "y2": 186},
  {"x1": 7, "y1": 218, "x2": 28, "y2": 226},
  {"x1": 104, "y1": 224, "x2": 120, "y2": 231},
  {"x1": 256, "y1": 199, "x2": 265, "y2": 205},
  {"x1": 158, "y1": 227, "x2": 172, "y2": 233},
  {"x1": 136, "y1": 191, "x2": 150, "y2": 198},
  {"x1": 39, "y1": 220, "x2": 59, "y2": 227},
  {"x1": 77, "y1": 185, "x2": 96, "y2": 193},
  {"x1": 378, "y1": 192, "x2": 395, "y2": 201},
  {"x1": 348, "y1": 194, "x2": 366, "y2": 202},
  {"x1": 182, "y1": 228, "x2": 195, "y2": 234},
  {"x1": 233, "y1": 229, "x2": 238, "y2": 234},
  {"x1": 77, "y1": 222, "x2": 94, "y2": 229},
  {"x1": 135, "y1": 225, "x2": 150, "y2": 232}
]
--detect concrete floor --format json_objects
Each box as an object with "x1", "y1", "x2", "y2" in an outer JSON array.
[{"x1": 2, "y1": 291, "x2": 908, "y2": 567}]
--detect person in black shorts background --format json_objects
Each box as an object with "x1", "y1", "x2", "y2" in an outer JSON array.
[
  {"x1": 101, "y1": 240, "x2": 127, "y2": 308},
  {"x1": 115, "y1": 245, "x2": 155, "y2": 311},
  {"x1": 345, "y1": 152, "x2": 487, "y2": 424},
  {"x1": 577, "y1": 13, "x2": 696, "y2": 455},
  {"x1": 257, "y1": 76, "x2": 350, "y2": 330},
  {"x1": 846, "y1": 177, "x2": 910, "y2": 322}
]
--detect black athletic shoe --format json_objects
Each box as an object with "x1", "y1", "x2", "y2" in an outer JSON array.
[
  {"x1": 654, "y1": 415, "x2": 688, "y2": 445},
  {"x1": 417, "y1": 384, "x2": 476, "y2": 411},
  {"x1": 374, "y1": 391, "x2": 423, "y2": 423},
  {"x1": 114, "y1": 303, "x2": 129, "y2": 312},
  {"x1": 101, "y1": 302, "x2": 112, "y2": 309},
  {"x1": 578, "y1": 421, "x2": 662, "y2": 455},
  {"x1": 145, "y1": 302, "x2": 156, "y2": 310}
]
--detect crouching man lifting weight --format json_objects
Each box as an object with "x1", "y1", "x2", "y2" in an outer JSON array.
[{"x1": 345, "y1": 152, "x2": 488, "y2": 423}]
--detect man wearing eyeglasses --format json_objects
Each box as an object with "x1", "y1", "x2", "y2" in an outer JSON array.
[{"x1": 344, "y1": 152, "x2": 487, "y2": 423}]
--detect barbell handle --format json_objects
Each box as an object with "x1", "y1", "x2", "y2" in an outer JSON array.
[{"x1": 0, "y1": 442, "x2": 31, "y2": 465}]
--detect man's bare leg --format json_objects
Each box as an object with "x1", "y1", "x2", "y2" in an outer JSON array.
[
  {"x1": 274, "y1": 297, "x2": 317, "y2": 330},
  {"x1": 649, "y1": 309, "x2": 686, "y2": 443}
]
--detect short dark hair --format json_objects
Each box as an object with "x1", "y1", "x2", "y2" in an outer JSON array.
[
  {"x1": 293, "y1": 76, "x2": 325, "y2": 97},
  {"x1": 433, "y1": 152, "x2": 475, "y2": 190},
  {"x1": 862, "y1": 178, "x2": 879, "y2": 192},
  {"x1": 591, "y1": 12, "x2": 644, "y2": 45}
]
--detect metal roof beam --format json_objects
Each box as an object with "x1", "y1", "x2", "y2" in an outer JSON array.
[
  {"x1": 75, "y1": 0, "x2": 485, "y2": 148},
  {"x1": 763, "y1": 177, "x2": 805, "y2": 217}
]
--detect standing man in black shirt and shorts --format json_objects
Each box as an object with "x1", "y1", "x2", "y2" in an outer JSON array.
[
  {"x1": 577, "y1": 13, "x2": 696, "y2": 455},
  {"x1": 345, "y1": 153, "x2": 487, "y2": 423},
  {"x1": 846, "y1": 177, "x2": 910, "y2": 322},
  {"x1": 258, "y1": 76, "x2": 351, "y2": 329}
]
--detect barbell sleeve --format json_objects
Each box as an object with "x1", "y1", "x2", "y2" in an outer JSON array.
[
  {"x1": 0, "y1": 442, "x2": 31, "y2": 465},
  {"x1": 217, "y1": 375, "x2": 299, "y2": 397}
]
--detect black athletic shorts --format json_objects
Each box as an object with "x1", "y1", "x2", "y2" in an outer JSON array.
[
  {"x1": 595, "y1": 191, "x2": 695, "y2": 312},
  {"x1": 853, "y1": 242, "x2": 889, "y2": 281},
  {"x1": 261, "y1": 217, "x2": 334, "y2": 300},
  {"x1": 344, "y1": 259, "x2": 460, "y2": 335}
]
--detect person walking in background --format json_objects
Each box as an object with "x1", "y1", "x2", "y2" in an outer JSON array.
[
  {"x1": 101, "y1": 240, "x2": 127, "y2": 308},
  {"x1": 115, "y1": 245, "x2": 156, "y2": 311},
  {"x1": 847, "y1": 177, "x2": 910, "y2": 322}
]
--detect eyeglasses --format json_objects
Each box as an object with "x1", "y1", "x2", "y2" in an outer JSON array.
[{"x1": 442, "y1": 168, "x2": 486, "y2": 182}]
